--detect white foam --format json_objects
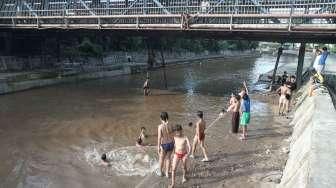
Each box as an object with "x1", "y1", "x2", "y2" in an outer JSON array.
[{"x1": 84, "y1": 145, "x2": 159, "y2": 177}]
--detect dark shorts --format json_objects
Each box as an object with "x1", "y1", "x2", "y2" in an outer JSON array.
[
  {"x1": 231, "y1": 112, "x2": 240, "y2": 133},
  {"x1": 161, "y1": 142, "x2": 174, "y2": 152},
  {"x1": 285, "y1": 94, "x2": 291, "y2": 100},
  {"x1": 199, "y1": 132, "x2": 205, "y2": 141}
]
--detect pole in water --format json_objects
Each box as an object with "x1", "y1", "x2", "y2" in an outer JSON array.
[{"x1": 270, "y1": 46, "x2": 283, "y2": 91}]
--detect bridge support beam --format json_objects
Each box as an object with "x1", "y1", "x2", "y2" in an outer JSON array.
[
  {"x1": 270, "y1": 46, "x2": 283, "y2": 91},
  {"x1": 296, "y1": 43, "x2": 306, "y2": 88}
]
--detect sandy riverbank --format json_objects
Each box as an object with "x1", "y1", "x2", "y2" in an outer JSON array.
[{"x1": 135, "y1": 93, "x2": 293, "y2": 188}]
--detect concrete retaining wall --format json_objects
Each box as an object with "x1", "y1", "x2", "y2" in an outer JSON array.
[
  {"x1": 0, "y1": 68, "x2": 130, "y2": 94},
  {"x1": 278, "y1": 83, "x2": 336, "y2": 188}
]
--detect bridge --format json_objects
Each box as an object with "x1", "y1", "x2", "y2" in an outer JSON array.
[{"x1": 0, "y1": 0, "x2": 335, "y2": 34}]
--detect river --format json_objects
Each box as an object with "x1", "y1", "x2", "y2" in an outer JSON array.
[{"x1": 0, "y1": 54, "x2": 300, "y2": 188}]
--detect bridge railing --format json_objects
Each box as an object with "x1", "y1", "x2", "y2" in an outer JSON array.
[{"x1": 0, "y1": 0, "x2": 335, "y2": 30}]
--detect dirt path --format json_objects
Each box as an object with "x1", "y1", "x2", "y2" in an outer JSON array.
[{"x1": 137, "y1": 94, "x2": 292, "y2": 188}]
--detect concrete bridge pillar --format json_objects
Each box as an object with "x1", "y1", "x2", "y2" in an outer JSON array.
[{"x1": 296, "y1": 43, "x2": 306, "y2": 87}]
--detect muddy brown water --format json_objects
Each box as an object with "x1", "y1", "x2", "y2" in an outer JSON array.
[{"x1": 0, "y1": 54, "x2": 297, "y2": 188}]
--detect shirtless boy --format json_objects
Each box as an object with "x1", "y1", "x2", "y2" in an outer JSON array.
[
  {"x1": 157, "y1": 112, "x2": 174, "y2": 177},
  {"x1": 190, "y1": 111, "x2": 209, "y2": 162},
  {"x1": 170, "y1": 124, "x2": 191, "y2": 188},
  {"x1": 227, "y1": 95, "x2": 241, "y2": 134},
  {"x1": 276, "y1": 83, "x2": 290, "y2": 116},
  {"x1": 143, "y1": 77, "x2": 150, "y2": 96}
]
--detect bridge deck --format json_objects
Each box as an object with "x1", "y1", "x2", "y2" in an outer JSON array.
[{"x1": 0, "y1": 0, "x2": 335, "y2": 41}]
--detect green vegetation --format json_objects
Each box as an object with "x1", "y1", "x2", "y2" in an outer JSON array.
[{"x1": 63, "y1": 36, "x2": 258, "y2": 56}]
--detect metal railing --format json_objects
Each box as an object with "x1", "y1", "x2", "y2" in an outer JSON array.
[{"x1": 0, "y1": 0, "x2": 335, "y2": 31}]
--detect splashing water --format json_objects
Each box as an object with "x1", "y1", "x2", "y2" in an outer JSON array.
[{"x1": 84, "y1": 144, "x2": 159, "y2": 177}]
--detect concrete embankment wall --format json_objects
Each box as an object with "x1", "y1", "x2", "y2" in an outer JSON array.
[
  {"x1": 278, "y1": 83, "x2": 336, "y2": 188},
  {"x1": 0, "y1": 68, "x2": 131, "y2": 94},
  {"x1": 0, "y1": 52, "x2": 259, "y2": 94}
]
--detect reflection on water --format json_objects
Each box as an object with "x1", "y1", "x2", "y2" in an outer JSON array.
[{"x1": 0, "y1": 54, "x2": 298, "y2": 188}]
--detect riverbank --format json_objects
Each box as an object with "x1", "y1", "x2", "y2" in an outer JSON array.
[
  {"x1": 0, "y1": 52, "x2": 259, "y2": 95},
  {"x1": 257, "y1": 53, "x2": 313, "y2": 85}
]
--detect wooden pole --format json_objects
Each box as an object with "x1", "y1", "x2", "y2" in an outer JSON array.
[
  {"x1": 270, "y1": 46, "x2": 283, "y2": 91},
  {"x1": 296, "y1": 43, "x2": 306, "y2": 88}
]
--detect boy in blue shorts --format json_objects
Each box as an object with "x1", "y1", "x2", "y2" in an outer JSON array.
[{"x1": 239, "y1": 81, "x2": 251, "y2": 140}]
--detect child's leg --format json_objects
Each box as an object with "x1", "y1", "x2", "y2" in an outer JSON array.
[
  {"x1": 170, "y1": 156, "x2": 179, "y2": 188},
  {"x1": 159, "y1": 150, "x2": 166, "y2": 176},
  {"x1": 280, "y1": 102, "x2": 284, "y2": 115},
  {"x1": 285, "y1": 100, "x2": 289, "y2": 114},
  {"x1": 200, "y1": 140, "x2": 209, "y2": 160},
  {"x1": 243, "y1": 126, "x2": 247, "y2": 138},
  {"x1": 165, "y1": 151, "x2": 172, "y2": 177},
  {"x1": 191, "y1": 136, "x2": 198, "y2": 156},
  {"x1": 182, "y1": 157, "x2": 188, "y2": 183}
]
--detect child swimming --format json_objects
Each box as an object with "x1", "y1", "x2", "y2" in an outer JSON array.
[
  {"x1": 101, "y1": 153, "x2": 110, "y2": 166},
  {"x1": 136, "y1": 127, "x2": 147, "y2": 146}
]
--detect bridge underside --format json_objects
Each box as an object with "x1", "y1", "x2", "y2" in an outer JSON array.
[{"x1": 1, "y1": 28, "x2": 335, "y2": 43}]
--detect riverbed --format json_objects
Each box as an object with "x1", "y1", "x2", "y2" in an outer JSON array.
[{"x1": 0, "y1": 54, "x2": 299, "y2": 188}]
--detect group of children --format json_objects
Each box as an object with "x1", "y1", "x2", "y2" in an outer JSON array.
[
  {"x1": 156, "y1": 111, "x2": 209, "y2": 188},
  {"x1": 138, "y1": 81, "x2": 252, "y2": 187},
  {"x1": 275, "y1": 73, "x2": 297, "y2": 116}
]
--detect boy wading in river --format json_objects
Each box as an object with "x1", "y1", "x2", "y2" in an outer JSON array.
[
  {"x1": 239, "y1": 82, "x2": 251, "y2": 140},
  {"x1": 276, "y1": 83, "x2": 290, "y2": 116},
  {"x1": 143, "y1": 76, "x2": 150, "y2": 96},
  {"x1": 227, "y1": 95, "x2": 241, "y2": 134},
  {"x1": 170, "y1": 124, "x2": 191, "y2": 188},
  {"x1": 157, "y1": 112, "x2": 174, "y2": 177},
  {"x1": 190, "y1": 111, "x2": 209, "y2": 162}
]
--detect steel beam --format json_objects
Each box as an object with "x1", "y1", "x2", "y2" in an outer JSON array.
[
  {"x1": 152, "y1": 0, "x2": 170, "y2": 14},
  {"x1": 23, "y1": 1, "x2": 37, "y2": 17},
  {"x1": 79, "y1": 0, "x2": 95, "y2": 16},
  {"x1": 249, "y1": 0, "x2": 280, "y2": 24}
]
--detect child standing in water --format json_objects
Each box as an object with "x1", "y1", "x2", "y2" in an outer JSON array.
[
  {"x1": 190, "y1": 111, "x2": 209, "y2": 162},
  {"x1": 157, "y1": 112, "x2": 174, "y2": 177},
  {"x1": 239, "y1": 81, "x2": 251, "y2": 140},
  {"x1": 227, "y1": 95, "x2": 241, "y2": 133},
  {"x1": 170, "y1": 124, "x2": 191, "y2": 188},
  {"x1": 143, "y1": 76, "x2": 150, "y2": 96}
]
